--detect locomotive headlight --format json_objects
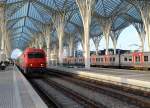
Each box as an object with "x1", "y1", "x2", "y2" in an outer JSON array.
[
  {"x1": 30, "y1": 64, "x2": 32, "y2": 67},
  {"x1": 41, "y1": 64, "x2": 44, "y2": 67}
]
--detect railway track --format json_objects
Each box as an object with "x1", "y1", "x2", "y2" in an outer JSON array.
[
  {"x1": 46, "y1": 70, "x2": 150, "y2": 108},
  {"x1": 30, "y1": 77, "x2": 104, "y2": 108},
  {"x1": 29, "y1": 79, "x2": 62, "y2": 108},
  {"x1": 44, "y1": 78, "x2": 106, "y2": 108}
]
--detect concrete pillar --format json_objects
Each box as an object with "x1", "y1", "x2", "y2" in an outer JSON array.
[{"x1": 76, "y1": 0, "x2": 95, "y2": 68}]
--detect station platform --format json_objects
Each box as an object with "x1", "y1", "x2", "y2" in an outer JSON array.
[
  {"x1": 0, "y1": 66, "x2": 48, "y2": 108},
  {"x1": 48, "y1": 66, "x2": 150, "y2": 91}
]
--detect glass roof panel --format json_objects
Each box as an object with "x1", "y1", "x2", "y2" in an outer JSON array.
[{"x1": 3, "y1": 0, "x2": 143, "y2": 49}]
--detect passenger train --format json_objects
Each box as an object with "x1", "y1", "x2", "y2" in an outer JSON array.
[
  {"x1": 63, "y1": 52, "x2": 150, "y2": 70},
  {"x1": 16, "y1": 48, "x2": 47, "y2": 74}
]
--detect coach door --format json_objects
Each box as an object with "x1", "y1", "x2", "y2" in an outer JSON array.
[{"x1": 132, "y1": 52, "x2": 144, "y2": 65}]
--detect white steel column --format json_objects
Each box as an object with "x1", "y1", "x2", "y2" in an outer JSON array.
[
  {"x1": 52, "y1": 14, "x2": 65, "y2": 65},
  {"x1": 110, "y1": 30, "x2": 122, "y2": 55},
  {"x1": 112, "y1": 39, "x2": 117, "y2": 55},
  {"x1": 76, "y1": 0, "x2": 95, "y2": 68},
  {"x1": 0, "y1": 5, "x2": 5, "y2": 51},
  {"x1": 98, "y1": 18, "x2": 112, "y2": 55},
  {"x1": 137, "y1": 1, "x2": 150, "y2": 51},
  {"x1": 38, "y1": 35, "x2": 43, "y2": 49},
  {"x1": 69, "y1": 36, "x2": 74, "y2": 56},
  {"x1": 44, "y1": 25, "x2": 51, "y2": 66},
  {"x1": 133, "y1": 23, "x2": 145, "y2": 52},
  {"x1": 92, "y1": 36, "x2": 102, "y2": 55}
]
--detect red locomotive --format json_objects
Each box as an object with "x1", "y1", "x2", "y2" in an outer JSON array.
[{"x1": 16, "y1": 48, "x2": 47, "y2": 74}]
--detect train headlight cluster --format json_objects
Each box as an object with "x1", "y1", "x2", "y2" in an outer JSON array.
[
  {"x1": 30, "y1": 64, "x2": 32, "y2": 67},
  {"x1": 41, "y1": 64, "x2": 44, "y2": 67}
]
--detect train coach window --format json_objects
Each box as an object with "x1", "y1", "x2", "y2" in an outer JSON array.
[
  {"x1": 135, "y1": 56, "x2": 140, "y2": 62},
  {"x1": 129, "y1": 57, "x2": 132, "y2": 62},
  {"x1": 28, "y1": 53, "x2": 44, "y2": 58},
  {"x1": 113, "y1": 57, "x2": 115, "y2": 61},
  {"x1": 124, "y1": 57, "x2": 127, "y2": 61},
  {"x1": 96, "y1": 58, "x2": 98, "y2": 61},
  {"x1": 144, "y1": 56, "x2": 148, "y2": 61},
  {"x1": 101, "y1": 58, "x2": 103, "y2": 62},
  {"x1": 110, "y1": 58, "x2": 112, "y2": 61}
]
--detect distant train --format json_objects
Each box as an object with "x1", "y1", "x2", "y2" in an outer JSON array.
[
  {"x1": 63, "y1": 52, "x2": 150, "y2": 70},
  {"x1": 16, "y1": 48, "x2": 47, "y2": 74}
]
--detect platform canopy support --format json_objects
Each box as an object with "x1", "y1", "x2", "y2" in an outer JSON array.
[
  {"x1": 92, "y1": 35, "x2": 102, "y2": 55},
  {"x1": 133, "y1": 23, "x2": 145, "y2": 52},
  {"x1": 43, "y1": 24, "x2": 51, "y2": 66},
  {"x1": 67, "y1": 33, "x2": 74, "y2": 57},
  {"x1": 5, "y1": 30, "x2": 12, "y2": 57},
  {"x1": 134, "y1": 1, "x2": 150, "y2": 51},
  {"x1": 0, "y1": 5, "x2": 11, "y2": 58},
  {"x1": 0, "y1": 4, "x2": 6, "y2": 51},
  {"x1": 97, "y1": 18, "x2": 112, "y2": 55},
  {"x1": 52, "y1": 13, "x2": 65, "y2": 65},
  {"x1": 38, "y1": 35, "x2": 44, "y2": 49},
  {"x1": 76, "y1": 0, "x2": 95, "y2": 68},
  {"x1": 34, "y1": 38, "x2": 38, "y2": 48},
  {"x1": 110, "y1": 29, "x2": 123, "y2": 55}
]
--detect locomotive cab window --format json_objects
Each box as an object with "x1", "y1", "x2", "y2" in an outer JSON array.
[
  {"x1": 144, "y1": 56, "x2": 148, "y2": 61},
  {"x1": 28, "y1": 52, "x2": 44, "y2": 58}
]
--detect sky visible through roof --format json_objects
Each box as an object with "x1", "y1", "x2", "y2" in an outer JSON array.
[
  {"x1": 6, "y1": 0, "x2": 149, "y2": 58},
  {"x1": 11, "y1": 25, "x2": 147, "y2": 59}
]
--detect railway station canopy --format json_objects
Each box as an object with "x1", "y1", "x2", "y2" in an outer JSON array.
[{"x1": 0, "y1": 0, "x2": 150, "y2": 67}]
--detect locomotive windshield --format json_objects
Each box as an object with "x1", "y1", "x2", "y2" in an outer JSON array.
[{"x1": 28, "y1": 52, "x2": 44, "y2": 58}]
